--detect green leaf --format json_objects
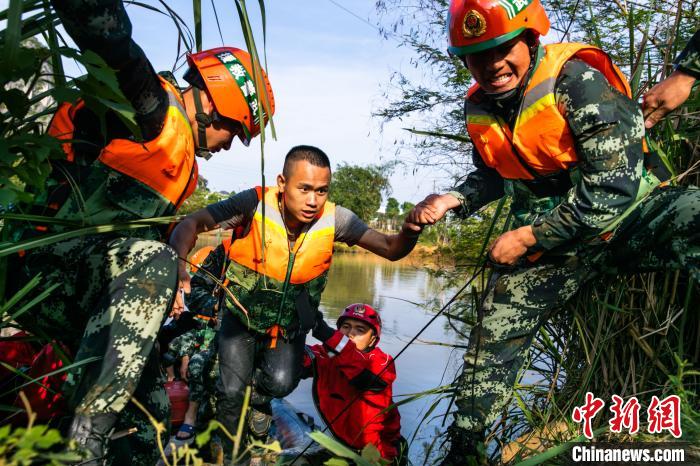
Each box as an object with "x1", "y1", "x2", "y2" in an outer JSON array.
[
  {"x1": 307, "y1": 431, "x2": 374, "y2": 466},
  {"x1": 324, "y1": 459, "x2": 349, "y2": 466},
  {"x1": 0, "y1": 216, "x2": 178, "y2": 257},
  {"x1": 51, "y1": 86, "x2": 80, "y2": 105},
  {"x1": 1, "y1": 88, "x2": 30, "y2": 118},
  {"x1": 0, "y1": 188, "x2": 18, "y2": 207},
  {"x1": 0, "y1": 356, "x2": 101, "y2": 398},
  {"x1": 4, "y1": 0, "x2": 23, "y2": 66},
  {"x1": 193, "y1": 0, "x2": 202, "y2": 52},
  {"x1": 360, "y1": 443, "x2": 382, "y2": 463},
  {"x1": 195, "y1": 418, "x2": 220, "y2": 447},
  {"x1": 2, "y1": 282, "x2": 60, "y2": 325},
  {"x1": 1, "y1": 272, "x2": 42, "y2": 318}
]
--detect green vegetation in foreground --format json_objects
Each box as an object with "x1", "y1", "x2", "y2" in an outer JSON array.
[{"x1": 1, "y1": 0, "x2": 699, "y2": 464}]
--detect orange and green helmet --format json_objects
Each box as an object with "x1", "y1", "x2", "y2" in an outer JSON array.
[
  {"x1": 186, "y1": 47, "x2": 275, "y2": 146},
  {"x1": 447, "y1": 0, "x2": 550, "y2": 57}
]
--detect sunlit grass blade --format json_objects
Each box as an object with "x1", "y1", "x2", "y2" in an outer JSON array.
[
  {"x1": 2, "y1": 282, "x2": 60, "y2": 325},
  {"x1": 404, "y1": 127, "x2": 471, "y2": 143},
  {"x1": 307, "y1": 431, "x2": 374, "y2": 466},
  {"x1": 0, "y1": 273, "x2": 42, "y2": 317},
  {"x1": 0, "y1": 216, "x2": 179, "y2": 257}
]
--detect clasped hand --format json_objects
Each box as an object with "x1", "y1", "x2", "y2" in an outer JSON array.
[
  {"x1": 488, "y1": 225, "x2": 537, "y2": 266},
  {"x1": 406, "y1": 193, "x2": 537, "y2": 265}
]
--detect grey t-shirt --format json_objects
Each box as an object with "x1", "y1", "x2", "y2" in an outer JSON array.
[{"x1": 206, "y1": 188, "x2": 370, "y2": 246}]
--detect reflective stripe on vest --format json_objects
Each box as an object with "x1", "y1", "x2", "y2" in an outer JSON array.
[
  {"x1": 47, "y1": 78, "x2": 198, "y2": 209},
  {"x1": 466, "y1": 43, "x2": 632, "y2": 180},
  {"x1": 228, "y1": 186, "x2": 335, "y2": 284}
]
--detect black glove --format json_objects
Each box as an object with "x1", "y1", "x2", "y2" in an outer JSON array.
[{"x1": 311, "y1": 311, "x2": 335, "y2": 343}]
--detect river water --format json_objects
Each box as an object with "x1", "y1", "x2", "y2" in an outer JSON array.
[
  {"x1": 192, "y1": 235, "x2": 463, "y2": 463},
  {"x1": 285, "y1": 253, "x2": 462, "y2": 463}
]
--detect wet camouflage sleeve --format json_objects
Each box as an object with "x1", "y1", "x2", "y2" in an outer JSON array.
[
  {"x1": 186, "y1": 244, "x2": 228, "y2": 317},
  {"x1": 530, "y1": 59, "x2": 644, "y2": 250},
  {"x1": 449, "y1": 153, "x2": 505, "y2": 217},
  {"x1": 50, "y1": 0, "x2": 168, "y2": 139},
  {"x1": 675, "y1": 30, "x2": 700, "y2": 79}
]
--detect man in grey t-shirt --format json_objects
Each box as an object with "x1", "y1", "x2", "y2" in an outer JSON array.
[
  {"x1": 169, "y1": 145, "x2": 422, "y2": 455},
  {"x1": 207, "y1": 184, "x2": 373, "y2": 248}
]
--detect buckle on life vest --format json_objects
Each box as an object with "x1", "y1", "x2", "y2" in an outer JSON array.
[{"x1": 266, "y1": 324, "x2": 281, "y2": 349}]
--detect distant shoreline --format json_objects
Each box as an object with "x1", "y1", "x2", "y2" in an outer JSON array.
[{"x1": 197, "y1": 230, "x2": 449, "y2": 267}]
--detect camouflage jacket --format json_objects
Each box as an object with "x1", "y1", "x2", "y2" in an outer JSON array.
[
  {"x1": 186, "y1": 244, "x2": 227, "y2": 322},
  {"x1": 450, "y1": 49, "x2": 645, "y2": 251},
  {"x1": 166, "y1": 327, "x2": 216, "y2": 360},
  {"x1": 22, "y1": 0, "x2": 176, "y2": 241},
  {"x1": 51, "y1": 0, "x2": 169, "y2": 138},
  {"x1": 675, "y1": 30, "x2": 700, "y2": 78}
]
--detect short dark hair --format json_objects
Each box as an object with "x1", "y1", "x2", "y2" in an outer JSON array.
[{"x1": 282, "y1": 145, "x2": 331, "y2": 178}]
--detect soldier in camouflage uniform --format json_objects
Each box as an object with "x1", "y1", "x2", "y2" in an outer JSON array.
[
  {"x1": 643, "y1": 30, "x2": 700, "y2": 128},
  {"x1": 163, "y1": 329, "x2": 205, "y2": 382},
  {"x1": 186, "y1": 337, "x2": 220, "y2": 426},
  {"x1": 409, "y1": 0, "x2": 700, "y2": 463},
  {"x1": 163, "y1": 325, "x2": 219, "y2": 440},
  {"x1": 5, "y1": 0, "x2": 274, "y2": 463}
]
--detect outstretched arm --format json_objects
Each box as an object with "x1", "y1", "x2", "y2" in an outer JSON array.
[
  {"x1": 168, "y1": 188, "x2": 258, "y2": 314},
  {"x1": 354, "y1": 221, "x2": 422, "y2": 261},
  {"x1": 407, "y1": 153, "x2": 505, "y2": 227},
  {"x1": 333, "y1": 205, "x2": 422, "y2": 261},
  {"x1": 169, "y1": 208, "x2": 219, "y2": 298}
]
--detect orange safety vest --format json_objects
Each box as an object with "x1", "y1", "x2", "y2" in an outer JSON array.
[
  {"x1": 465, "y1": 43, "x2": 632, "y2": 180},
  {"x1": 229, "y1": 186, "x2": 335, "y2": 284},
  {"x1": 222, "y1": 186, "x2": 335, "y2": 335},
  {"x1": 47, "y1": 77, "x2": 198, "y2": 211}
]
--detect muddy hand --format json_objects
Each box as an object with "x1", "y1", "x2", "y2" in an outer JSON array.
[
  {"x1": 643, "y1": 70, "x2": 696, "y2": 129},
  {"x1": 408, "y1": 193, "x2": 460, "y2": 225},
  {"x1": 489, "y1": 225, "x2": 537, "y2": 266}
]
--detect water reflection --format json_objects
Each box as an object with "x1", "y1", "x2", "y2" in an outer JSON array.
[
  {"x1": 294, "y1": 253, "x2": 461, "y2": 463},
  {"x1": 192, "y1": 236, "x2": 461, "y2": 462}
]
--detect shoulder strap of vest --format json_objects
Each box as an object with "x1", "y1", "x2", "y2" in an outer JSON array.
[{"x1": 526, "y1": 43, "x2": 631, "y2": 99}]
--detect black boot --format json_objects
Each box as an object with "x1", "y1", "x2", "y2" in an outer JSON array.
[
  {"x1": 247, "y1": 404, "x2": 272, "y2": 439},
  {"x1": 68, "y1": 412, "x2": 118, "y2": 465},
  {"x1": 439, "y1": 427, "x2": 488, "y2": 466}
]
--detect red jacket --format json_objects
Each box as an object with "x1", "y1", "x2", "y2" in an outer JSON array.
[{"x1": 304, "y1": 331, "x2": 402, "y2": 460}]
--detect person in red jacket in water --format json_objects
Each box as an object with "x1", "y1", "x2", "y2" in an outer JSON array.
[{"x1": 306, "y1": 303, "x2": 407, "y2": 463}]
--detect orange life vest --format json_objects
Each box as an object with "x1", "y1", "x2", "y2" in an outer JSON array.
[
  {"x1": 229, "y1": 186, "x2": 335, "y2": 284},
  {"x1": 465, "y1": 43, "x2": 632, "y2": 180},
  {"x1": 47, "y1": 77, "x2": 198, "y2": 211},
  {"x1": 222, "y1": 186, "x2": 335, "y2": 335}
]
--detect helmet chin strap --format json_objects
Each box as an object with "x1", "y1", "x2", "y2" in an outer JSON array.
[{"x1": 192, "y1": 88, "x2": 213, "y2": 160}]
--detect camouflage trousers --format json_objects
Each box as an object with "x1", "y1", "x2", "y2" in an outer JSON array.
[
  {"x1": 11, "y1": 234, "x2": 178, "y2": 465},
  {"x1": 187, "y1": 342, "x2": 219, "y2": 424},
  {"x1": 453, "y1": 186, "x2": 700, "y2": 435}
]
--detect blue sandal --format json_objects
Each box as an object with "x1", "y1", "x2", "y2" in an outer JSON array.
[{"x1": 175, "y1": 423, "x2": 196, "y2": 441}]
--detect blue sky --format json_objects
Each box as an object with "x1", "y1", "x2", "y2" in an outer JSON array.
[{"x1": 44, "y1": 0, "x2": 451, "y2": 205}]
